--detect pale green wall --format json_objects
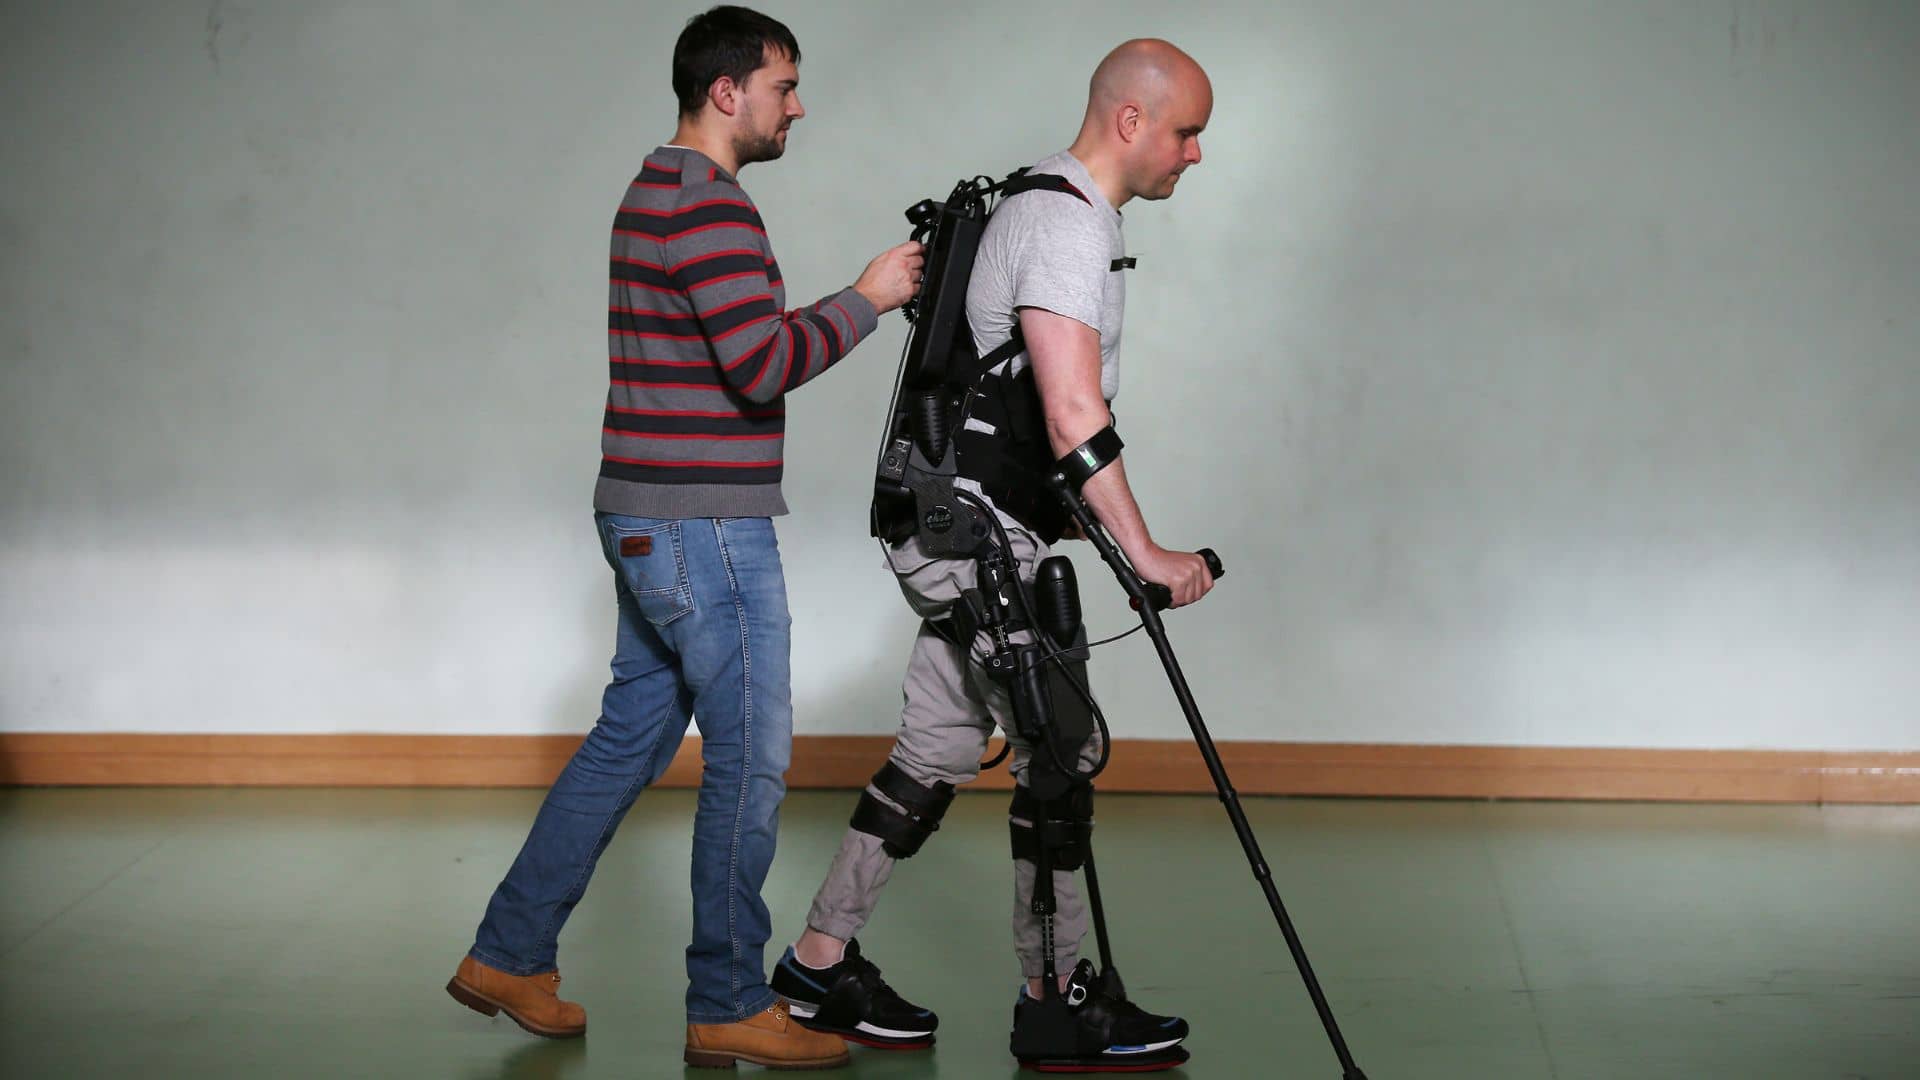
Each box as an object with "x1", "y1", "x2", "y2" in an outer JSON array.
[{"x1": 3, "y1": 1, "x2": 1916, "y2": 747}]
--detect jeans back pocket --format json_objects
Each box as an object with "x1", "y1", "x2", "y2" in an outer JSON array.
[{"x1": 603, "y1": 518, "x2": 696, "y2": 628}]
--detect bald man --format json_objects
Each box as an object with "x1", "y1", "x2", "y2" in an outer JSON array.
[{"x1": 772, "y1": 40, "x2": 1215, "y2": 1068}]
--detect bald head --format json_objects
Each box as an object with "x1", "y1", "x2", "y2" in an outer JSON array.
[
  {"x1": 1087, "y1": 38, "x2": 1209, "y2": 119},
  {"x1": 1071, "y1": 39, "x2": 1213, "y2": 205}
]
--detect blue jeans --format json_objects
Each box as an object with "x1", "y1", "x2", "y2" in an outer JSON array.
[{"x1": 470, "y1": 513, "x2": 793, "y2": 1024}]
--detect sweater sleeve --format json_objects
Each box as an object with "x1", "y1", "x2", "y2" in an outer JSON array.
[{"x1": 664, "y1": 181, "x2": 879, "y2": 403}]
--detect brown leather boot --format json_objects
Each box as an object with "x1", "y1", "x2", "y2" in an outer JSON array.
[
  {"x1": 685, "y1": 1001, "x2": 850, "y2": 1070},
  {"x1": 445, "y1": 955, "x2": 587, "y2": 1038}
]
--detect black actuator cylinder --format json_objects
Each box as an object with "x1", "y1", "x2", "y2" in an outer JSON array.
[
  {"x1": 912, "y1": 391, "x2": 949, "y2": 464},
  {"x1": 1034, "y1": 556, "x2": 1081, "y2": 651}
]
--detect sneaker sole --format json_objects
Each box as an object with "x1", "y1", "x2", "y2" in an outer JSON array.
[
  {"x1": 683, "y1": 1046, "x2": 851, "y2": 1070},
  {"x1": 445, "y1": 977, "x2": 585, "y2": 1039},
  {"x1": 1017, "y1": 1045, "x2": 1190, "y2": 1073},
  {"x1": 783, "y1": 1001, "x2": 936, "y2": 1050},
  {"x1": 797, "y1": 1021, "x2": 935, "y2": 1051}
]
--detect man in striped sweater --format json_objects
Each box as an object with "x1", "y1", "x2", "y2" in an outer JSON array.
[{"x1": 447, "y1": 7, "x2": 923, "y2": 1071}]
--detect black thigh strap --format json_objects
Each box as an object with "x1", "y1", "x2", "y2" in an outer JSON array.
[{"x1": 872, "y1": 761, "x2": 956, "y2": 819}]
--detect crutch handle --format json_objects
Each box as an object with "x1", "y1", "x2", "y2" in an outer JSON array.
[
  {"x1": 1199, "y1": 547, "x2": 1225, "y2": 579},
  {"x1": 1131, "y1": 548, "x2": 1225, "y2": 611}
]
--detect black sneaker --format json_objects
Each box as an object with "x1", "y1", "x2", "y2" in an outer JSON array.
[
  {"x1": 772, "y1": 938, "x2": 938, "y2": 1050},
  {"x1": 1010, "y1": 959, "x2": 1190, "y2": 1072}
]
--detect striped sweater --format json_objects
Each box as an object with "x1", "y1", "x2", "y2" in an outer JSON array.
[{"x1": 592, "y1": 145, "x2": 879, "y2": 519}]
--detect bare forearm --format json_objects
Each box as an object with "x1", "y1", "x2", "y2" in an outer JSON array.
[
  {"x1": 1046, "y1": 405, "x2": 1153, "y2": 561},
  {"x1": 1079, "y1": 454, "x2": 1154, "y2": 559},
  {"x1": 1019, "y1": 306, "x2": 1213, "y2": 606}
]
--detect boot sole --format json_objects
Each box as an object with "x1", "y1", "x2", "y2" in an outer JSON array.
[
  {"x1": 683, "y1": 1046, "x2": 851, "y2": 1070},
  {"x1": 445, "y1": 977, "x2": 586, "y2": 1039}
]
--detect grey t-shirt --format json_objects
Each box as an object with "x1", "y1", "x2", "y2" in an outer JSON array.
[{"x1": 966, "y1": 150, "x2": 1127, "y2": 401}]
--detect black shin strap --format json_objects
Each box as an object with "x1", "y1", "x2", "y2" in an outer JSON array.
[
  {"x1": 850, "y1": 762, "x2": 956, "y2": 859},
  {"x1": 1009, "y1": 784, "x2": 1095, "y2": 872}
]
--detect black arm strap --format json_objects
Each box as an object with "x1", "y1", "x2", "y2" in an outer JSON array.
[{"x1": 1053, "y1": 426, "x2": 1124, "y2": 492}]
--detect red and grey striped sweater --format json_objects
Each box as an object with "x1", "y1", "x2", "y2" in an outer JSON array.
[{"x1": 592, "y1": 145, "x2": 878, "y2": 519}]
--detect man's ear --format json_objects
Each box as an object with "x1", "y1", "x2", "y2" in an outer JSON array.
[
  {"x1": 1116, "y1": 103, "x2": 1142, "y2": 144},
  {"x1": 708, "y1": 75, "x2": 740, "y2": 118}
]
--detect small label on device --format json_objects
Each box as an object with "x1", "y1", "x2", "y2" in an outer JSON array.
[{"x1": 620, "y1": 536, "x2": 652, "y2": 557}]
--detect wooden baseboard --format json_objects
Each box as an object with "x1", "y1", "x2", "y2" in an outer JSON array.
[{"x1": 1, "y1": 734, "x2": 1914, "y2": 803}]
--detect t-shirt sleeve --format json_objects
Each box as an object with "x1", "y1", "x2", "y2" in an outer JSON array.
[{"x1": 1009, "y1": 197, "x2": 1109, "y2": 332}]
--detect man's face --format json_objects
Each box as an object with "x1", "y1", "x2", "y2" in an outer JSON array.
[
  {"x1": 732, "y1": 48, "x2": 804, "y2": 166},
  {"x1": 1132, "y1": 72, "x2": 1212, "y2": 201}
]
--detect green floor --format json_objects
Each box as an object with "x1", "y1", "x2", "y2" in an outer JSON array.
[{"x1": 1, "y1": 788, "x2": 1915, "y2": 1079}]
